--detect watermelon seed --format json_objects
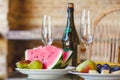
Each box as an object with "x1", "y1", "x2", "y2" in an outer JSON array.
[
  {"x1": 31, "y1": 52, "x2": 33, "y2": 54},
  {"x1": 42, "y1": 59, "x2": 44, "y2": 61},
  {"x1": 47, "y1": 55, "x2": 51, "y2": 59},
  {"x1": 34, "y1": 56, "x2": 38, "y2": 58}
]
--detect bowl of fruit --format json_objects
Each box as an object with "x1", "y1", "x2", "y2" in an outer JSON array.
[
  {"x1": 69, "y1": 60, "x2": 120, "y2": 80},
  {"x1": 15, "y1": 45, "x2": 74, "y2": 79}
]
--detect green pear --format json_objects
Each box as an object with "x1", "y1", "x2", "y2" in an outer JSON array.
[
  {"x1": 76, "y1": 60, "x2": 96, "y2": 73},
  {"x1": 28, "y1": 60, "x2": 43, "y2": 69},
  {"x1": 16, "y1": 60, "x2": 31, "y2": 69}
]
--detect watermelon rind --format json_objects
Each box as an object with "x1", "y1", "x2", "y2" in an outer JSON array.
[
  {"x1": 25, "y1": 50, "x2": 29, "y2": 60},
  {"x1": 64, "y1": 50, "x2": 72, "y2": 62},
  {"x1": 61, "y1": 50, "x2": 72, "y2": 68},
  {"x1": 47, "y1": 50, "x2": 63, "y2": 69},
  {"x1": 52, "y1": 56, "x2": 62, "y2": 69}
]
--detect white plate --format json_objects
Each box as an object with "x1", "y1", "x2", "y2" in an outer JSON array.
[
  {"x1": 15, "y1": 66, "x2": 75, "y2": 79},
  {"x1": 69, "y1": 70, "x2": 120, "y2": 80}
]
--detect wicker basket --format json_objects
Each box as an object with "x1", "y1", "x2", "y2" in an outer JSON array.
[
  {"x1": 93, "y1": 5, "x2": 120, "y2": 29},
  {"x1": 88, "y1": 5, "x2": 120, "y2": 63}
]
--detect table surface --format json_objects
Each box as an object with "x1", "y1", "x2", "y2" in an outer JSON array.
[{"x1": 4, "y1": 71, "x2": 81, "y2": 80}]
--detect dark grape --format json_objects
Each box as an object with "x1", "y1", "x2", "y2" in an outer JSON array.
[
  {"x1": 96, "y1": 64, "x2": 102, "y2": 73},
  {"x1": 113, "y1": 66, "x2": 120, "y2": 71},
  {"x1": 111, "y1": 67, "x2": 115, "y2": 73},
  {"x1": 111, "y1": 66, "x2": 120, "y2": 72},
  {"x1": 100, "y1": 65, "x2": 111, "y2": 73},
  {"x1": 103, "y1": 64, "x2": 110, "y2": 68}
]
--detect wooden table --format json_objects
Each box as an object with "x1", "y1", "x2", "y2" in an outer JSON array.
[{"x1": 4, "y1": 71, "x2": 82, "y2": 80}]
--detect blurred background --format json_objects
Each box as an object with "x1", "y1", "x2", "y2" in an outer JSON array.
[{"x1": 0, "y1": 0, "x2": 120, "y2": 78}]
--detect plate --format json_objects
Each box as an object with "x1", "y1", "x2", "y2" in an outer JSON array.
[
  {"x1": 15, "y1": 66, "x2": 75, "y2": 79},
  {"x1": 69, "y1": 70, "x2": 120, "y2": 80}
]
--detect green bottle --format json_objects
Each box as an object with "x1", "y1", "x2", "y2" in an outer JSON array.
[{"x1": 62, "y1": 3, "x2": 80, "y2": 66}]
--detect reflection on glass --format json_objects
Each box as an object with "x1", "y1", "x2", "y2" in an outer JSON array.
[
  {"x1": 41, "y1": 15, "x2": 53, "y2": 45},
  {"x1": 80, "y1": 9, "x2": 94, "y2": 59}
]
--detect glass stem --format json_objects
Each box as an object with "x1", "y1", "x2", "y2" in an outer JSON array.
[{"x1": 85, "y1": 43, "x2": 90, "y2": 60}]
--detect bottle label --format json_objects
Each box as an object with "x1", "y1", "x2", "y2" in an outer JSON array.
[
  {"x1": 64, "y1": 48, "x2": 70, "y2": 52},
  {"x1": 65, "y1": 28, "x2": 71, "y2": 33},
  {"x1": 63, "y1": 40, "x2": 70, "y2": 52},
  {"x1": 66, "y1": 40, "x2": 70, "y2": 46}
]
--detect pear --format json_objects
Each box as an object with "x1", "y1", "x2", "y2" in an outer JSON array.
[
  {"x1": 28, "y1": 60, "x2": 43, "y2": 69},
  {"x1": 76, "y1": 60, "x2": 96, "y2": 73},
  {"x1": 16, "y1": 60, "x2": 31, "y2": 69}
]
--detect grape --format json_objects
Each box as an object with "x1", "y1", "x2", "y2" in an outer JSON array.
[
  {"x1": 101, "y1": 66, "x2": 111, "y2": 70},
  {"x1": 96, "y1": 64, "x2": 102, "y2": 73},
  {"x1": 103, "y1": 64, "x2": 110, "y2": 68},
  {"x1": 111, "y1": 67, "x2": 115, "y2": 73},
  {"x1": 111, "y1": 66, "x2": 120, "y2": 72},
  {"x1": 100, "y1": 65, "x2": 111, "y2": 73},
  {"x1": 113, "y1": 66, "x2": 120, "y2": 71}
]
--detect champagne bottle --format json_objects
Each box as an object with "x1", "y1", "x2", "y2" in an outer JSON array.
[{"x1": 62, "y1": 3, "x2": 80, "y2": 66}]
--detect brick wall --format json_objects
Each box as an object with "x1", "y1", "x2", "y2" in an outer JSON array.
[
  {"x1": 8, "y1": 0, "x2": 120, "y2": 32},
  {"x1": 0, "y1": 0, "x2": 8, "y2": 78},
  {"x1": 1, "y1": 0, "x2": 120, "y2": 31},
  {"x1": 0, "y1": 0, "x2": 8, "y2": 35}
]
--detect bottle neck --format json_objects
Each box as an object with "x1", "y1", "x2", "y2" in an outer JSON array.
[{"x1": 67, "y1": 8, "x2": 74, "y2": 28}]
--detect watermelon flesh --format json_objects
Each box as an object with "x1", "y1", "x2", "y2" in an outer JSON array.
[
  {"x1": 63, "y1": 50, "x2": 72, "y2": 63},
  {"x1": 61, "y1": 50, "x2": 73, "y2": 68},
  {"x1": 25, "y1": 45, "x2": 63, "y2": 69}
]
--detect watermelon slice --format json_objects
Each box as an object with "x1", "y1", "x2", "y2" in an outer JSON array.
[
  {"x1": 61, "y1": 50, "x2": 73, "y2": 68},
  {"x1": 25, "y1": 45, "x2": 63, "y2": 69},
  {"x1": 63, "y1": 50, "x2": 72, "y2": 62}
]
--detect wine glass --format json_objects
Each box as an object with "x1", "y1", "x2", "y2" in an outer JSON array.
[
  {"x1": 80, "y1": 9, "x2": 94, "y2": 59},
  {"x1": 41, "y1": 15, "x2": 53, "y2": 45}
]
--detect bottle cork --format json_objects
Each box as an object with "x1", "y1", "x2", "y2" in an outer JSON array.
[{"x1": 68, "y1": 3, "x2": 74, "y2": 8}]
